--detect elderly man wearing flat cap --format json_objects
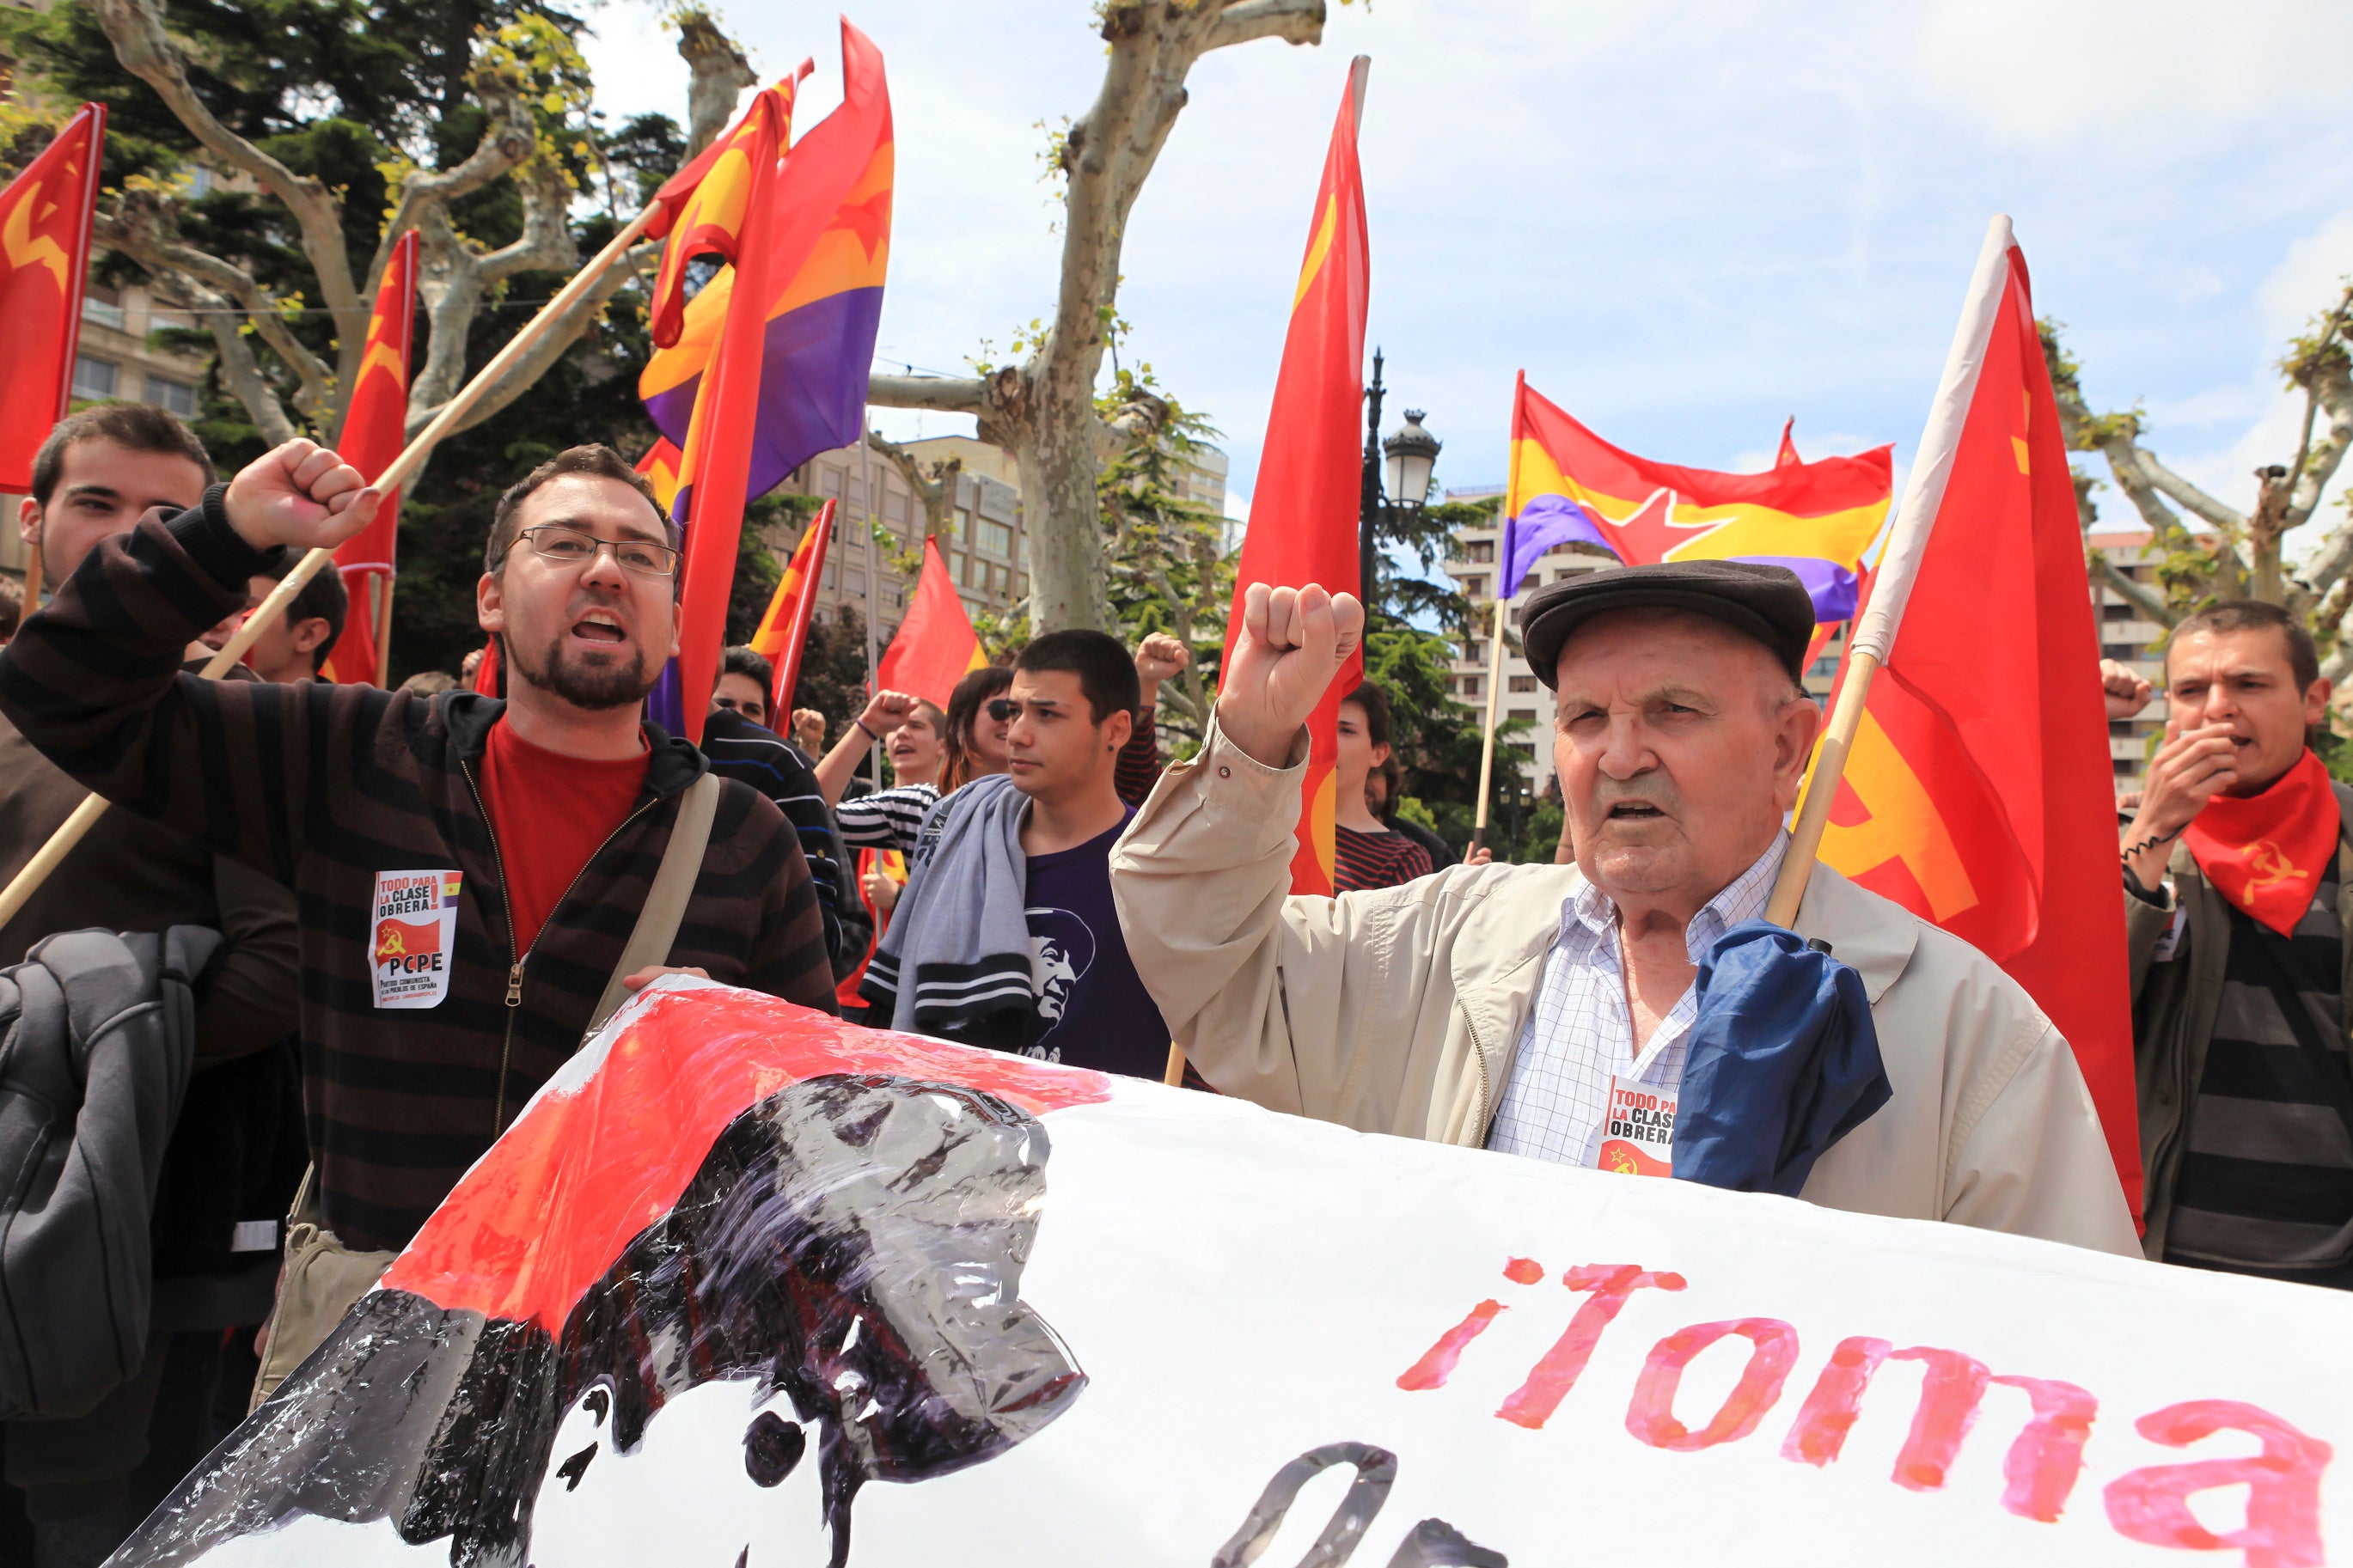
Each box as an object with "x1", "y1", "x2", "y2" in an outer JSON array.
[{"x1": 1111, "y1": 563, "x2": 2136, "y2": 1253}]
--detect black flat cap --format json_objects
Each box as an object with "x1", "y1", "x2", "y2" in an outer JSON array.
[{"x1": 1519, "y1": 559, "x2": 1816, "y2": 687}]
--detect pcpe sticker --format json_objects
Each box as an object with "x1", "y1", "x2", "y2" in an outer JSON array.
[
  {"x1": 372, "y1": 869, "x2": 463, "y2": 1009},
  {"x1": 1596, "y1": 1074, "x2": 1675, "y2": 1177}
]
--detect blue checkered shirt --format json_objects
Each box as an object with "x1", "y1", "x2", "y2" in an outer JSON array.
[{"x1": 1486, "y1": 833, "x2": 1785, "y2": 1166}]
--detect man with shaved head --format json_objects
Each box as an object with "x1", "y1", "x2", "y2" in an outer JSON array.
[{"x1": 1112, "y1": 562, "x2": 2136, "y2": 1252}]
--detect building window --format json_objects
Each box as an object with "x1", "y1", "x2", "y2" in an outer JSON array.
[
  {"x1": 1508, "y1": 708, "x2": 1537, "y2": 723},
  {"x1": 1460, "y1": 675, "x2": 1481, "y2": 699},
  {"x1": 2101, "y1": 601, "x2": 2135, "y2": 621},
  {"x1": 2110, "y1": 719, "x2": 2142, "y2": 737},
  {"x1": 1463, "y1": 576, "x2": 1486, "y2": 600},
  {"x1": 2112, "y1": 758, "x2": 2136, "y2": 777},
  {"x1": 980, "y1": 520, "x2": 1014, "y2": 558},
  {"x1": 1466, "y1": 540, "x2": 1494, "y2": 564},
  {"x1": 1507, "y1": 674, "x2": 1537, "y2": 693},
  {"x1": 1809, "y1": 656, "x2": 1840, "y2": 679},
  {"x1": 82, "y1": 287, "x2": 125, "y2": 330},
  {"x1": 148, "y1": 375, "x2": 196, "y2": 417},
  {"x1": 2100, "y1": 643, "x2": 2138, "y2": 662},
  {"x1": 72, "y1": 355, "x2": 119, "y2": 400}
]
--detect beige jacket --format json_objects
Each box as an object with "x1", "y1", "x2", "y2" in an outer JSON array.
[{"x1": 1110, "y1": 717, "x2": 2139, "y2": 1257}]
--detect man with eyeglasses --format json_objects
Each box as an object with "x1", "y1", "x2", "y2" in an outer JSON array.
[{"x1": 0, "y1": 439, "x2": 837, "y2": 1397}]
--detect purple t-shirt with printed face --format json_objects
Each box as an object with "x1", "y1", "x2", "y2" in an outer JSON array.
[{"x1": 1021, "y1": 808, "x2": 1169, "y2": 1080}]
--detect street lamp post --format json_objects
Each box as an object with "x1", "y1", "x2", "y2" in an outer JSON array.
[{"x1": 1357, "y1": 349, "x2": 1441, "y2": 618}]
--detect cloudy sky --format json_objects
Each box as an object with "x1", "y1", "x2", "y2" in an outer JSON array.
[{"x1": 582, "y1": 0, "x2": 2353, "y2": 547}]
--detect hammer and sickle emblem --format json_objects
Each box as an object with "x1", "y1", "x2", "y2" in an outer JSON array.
[
  {"x1": 377, "y1": 923, "x2": 408, "y2": 956},
  {"x1": 2, "y1": 177, "x2": 70, "y2": 289},
  {"x1": 2243, "y1": 840, "x2": 2307, "y2": 898}
]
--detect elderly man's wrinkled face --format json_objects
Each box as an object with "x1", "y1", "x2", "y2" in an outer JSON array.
[{"x1": 1552, "y1": 609, "x2": 1819, "y2": 911}]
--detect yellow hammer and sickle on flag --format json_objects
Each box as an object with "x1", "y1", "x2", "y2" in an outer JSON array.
[
  {"x1": 2245, "y1": 839, "x2": 2307, "y2": 894},
  {"x1": 1814, "y1": 707, "x2": 1981, "y2": 923},
  {"x1": 1293, "y1": 193, "x2": 1337, "y2": 310},
  {"x1": 3, "y1": 178, "x2": 70, "y2": 289},
  {"x1": 380, "y1": 927, "x2": 407, "y2": 956}
]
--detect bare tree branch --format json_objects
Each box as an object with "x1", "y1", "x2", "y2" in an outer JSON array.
[
  {"x1": 2128, "y1": 445, "x2": 2248, "y2": 534},
  {"x1": 867, "y1": 374, "x2": 991, "y2": 415},
  {"x1": 865, "y1": 431, "x2": 962, "y2": 543},
  {"x1": 93, "y1": 0, "x2": 365, "y2": 350},
  {"x1": 678, "y1": 10, "x2": 758, "y2": 155},
  {"x1": 1202, "y1": 0, "x2": 1327, "y2": 52},
  {"x1": 402, "y1": 240, "x2": 657, "y2": 442}
]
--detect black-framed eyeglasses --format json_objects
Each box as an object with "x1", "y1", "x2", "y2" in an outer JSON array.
[
  {"x1": 518, "y1": 523, "x2": 680, "y2": 579},
  {"x1": 986, "y1": 698, "x2": 1019, "y2": 721}
]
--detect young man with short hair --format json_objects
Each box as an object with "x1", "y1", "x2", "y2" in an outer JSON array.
[
  {"x1": 1, "y1": 437, "x2": 837, "y2": 1394},
  {"x1": 209, "y1": 547, "x2": 349, "y2": 683},
  {"x1": 862, "y1": 630, "x2": 1170, "y2": 1079},
  {"x1": 0, "y1": 404, "x2": 303, "y2": 1565},
  {"x1": 2119, "y1": 600, "x2": 2353, "y2": 1286}
]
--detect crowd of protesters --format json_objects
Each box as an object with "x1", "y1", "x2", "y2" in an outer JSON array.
[{"x1": 2, "y1": 412, "x2": 2349, "y2": 1559}]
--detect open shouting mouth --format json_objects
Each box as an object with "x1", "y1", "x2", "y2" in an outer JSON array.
[{"x1": 570, "y1": 608, "x2": 629, "y2": 650}]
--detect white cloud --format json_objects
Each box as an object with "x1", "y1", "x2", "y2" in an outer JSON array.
[{"x1": 1915, "y1": 0, "x2": 2353, "y2": 156}]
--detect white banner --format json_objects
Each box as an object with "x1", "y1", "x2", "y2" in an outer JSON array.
[{"x1": 127, "y1": 979, "x2": 2347, "y2": 1568}]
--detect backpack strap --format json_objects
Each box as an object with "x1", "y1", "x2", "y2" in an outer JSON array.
[{"x1": 587, "y1": 772, "x2": 724, "y2": 1035}]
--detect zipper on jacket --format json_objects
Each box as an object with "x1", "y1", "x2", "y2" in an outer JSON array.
[{"x1": 461, "y1": 758, "x2": 659, "y2": 1135}]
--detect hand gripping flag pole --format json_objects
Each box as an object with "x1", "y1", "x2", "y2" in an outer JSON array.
[
  {"x1": 0, "y1": 200, "x2": 665, "y2": 928},
  {"x1": 1764, "y1": 214, "x2": 2017, "y2": 927}
]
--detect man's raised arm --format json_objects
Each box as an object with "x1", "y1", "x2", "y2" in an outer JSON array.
[
  {"x1": 1112, "y1": 583, "x2": 1384, "y2": 1113},
  {"x1": 0, "y1": 441, "x2": 385, "y2": 882}
]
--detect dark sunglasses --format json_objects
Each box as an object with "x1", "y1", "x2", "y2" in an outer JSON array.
[{"x1": 986, "y1": 698, "x2": 1019, "y2": 722}]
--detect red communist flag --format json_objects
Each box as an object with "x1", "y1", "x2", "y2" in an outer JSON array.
[
  {"x1": 877, "y1": 536, "x2": 986, "y2": 711},
  {"x1": 1817, "y1": 229, "x2": 2142, "y2": 1219},
  {"x1": 1224, "y1": 58, "x2": 1372, "y2": 896},
  {"x1": 324, "y1": 229, "x2": 419, "y2": 686},
  {"x1": 0, "y1": 105, "x2": 105, "y2": 495}
]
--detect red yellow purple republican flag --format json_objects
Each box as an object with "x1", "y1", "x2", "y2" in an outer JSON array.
[
  {"x1": 1500, "y1": 377, "x2": 1891, "y2": 619},
  {"x1": 747, "y1": 498, "x2": 836, "y2": 717},
  {"x1": 877, "y1": 538, "x2": 987, "y2": 712},
  {"x1": 1224, "y1": 58, "x2": 1372, "y2": 897},
  {"x1": 322, "y1": 229, "x2": 419, "y2": 686},
  {"x1": 639, "y1": 21, "x2": 892, "y2": 527},
  {"x1": 0, "y1": 104, "x2": 105, "y2": 495},
  {"x1": 635, "y1": 436, "x2": 683, "y2": 515},
  {"x1": 1812, "y1": 221, "x2": 2141, "y2": 1218},
  {"x1": 641, "y1": 21, "x2": 893, "y2": 741}
]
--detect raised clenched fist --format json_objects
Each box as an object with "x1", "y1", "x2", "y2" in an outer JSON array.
[
  {"x1": 1133, "y1": 632, "x2": 1189, "y2": 696},
  {"x1": 1214, "y1": 583, "x2": 1366, "y2": 768},
  {"x1": 223, "y1": 439, "x2": 379, "y2": 555},
  {"x1": 2100, "y1": 658, "x2": 2154, "y2": 723}
]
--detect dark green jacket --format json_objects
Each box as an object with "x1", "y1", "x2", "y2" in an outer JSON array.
[{"x1": 2124, "y1": 781, "x2": 2353, "y2": 1258}]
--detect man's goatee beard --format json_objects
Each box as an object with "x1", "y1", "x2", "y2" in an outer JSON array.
[{"x1": 514, "y1": 636, "x2": 657, "y2": 711}]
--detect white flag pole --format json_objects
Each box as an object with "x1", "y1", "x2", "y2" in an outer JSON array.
[{"x1": 1764, "y1": 214, "x2": 2017, "y2": 927}]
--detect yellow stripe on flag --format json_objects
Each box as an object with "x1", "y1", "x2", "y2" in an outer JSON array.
[{"x1": 1293, "y1": 193, "x2": 1337, "y2": 311}]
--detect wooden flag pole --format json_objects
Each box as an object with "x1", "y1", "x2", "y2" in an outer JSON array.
[
  {"x1": 0, "y1": 203, "x2": 660, "y2": 928},
  {"x1": 1763, "y1": 213, "x2": 2016, "y2": 928},
  {"x1": 374, "y1": 576, "x2": 396, "y2": 686},
  {"x1": 1469, "y1": 593, "x2": 1509, "y2": 854}
]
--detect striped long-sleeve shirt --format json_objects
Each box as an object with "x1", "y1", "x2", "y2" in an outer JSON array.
[{"x1": 0, "y1": 490, "x2": 836, "y2": 1252}]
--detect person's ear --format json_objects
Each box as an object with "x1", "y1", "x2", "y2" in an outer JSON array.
[
  {"x1": 477, "y1": 570, "x2": 505, "y2": 635},
  {"x1": 1105, "y1": 706, "x2": 1133, "y2": 753},
  {"x1": 1773, "y1": 694, "x2": 1823, "y2": 813},
  {"x1": 1371, "y1": 740, "x2": 1391, "y2": 769},
  {"x1": 2305, "y1": 676, "x2": 2333, "y2": 731},
  {"x1": 291, "y1": 617, "x2": 332, "y2": 656},
  {"x1": 16, "y1": 495, "x2": 39, "y2": 550}
]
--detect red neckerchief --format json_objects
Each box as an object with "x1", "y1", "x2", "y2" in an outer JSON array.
[{"x1": 2182, "y1": 748, "x2": 2339, "y2": 937}]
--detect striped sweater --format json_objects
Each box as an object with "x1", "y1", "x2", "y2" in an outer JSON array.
[{"x1": 0, "y1": 492, "x2": 836, "y2": 1251}]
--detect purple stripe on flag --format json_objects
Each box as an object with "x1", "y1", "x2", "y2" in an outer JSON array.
[
  {"x1": 645, "y1": 287, "x2": 886, "y2": 509},
  {"x1": 645, "y1": 658, "x2": 686, "y2": 735},
  {"x1": 1503, "y1": 493, "x2": 1611, "y2": 597},
  {"x1": 1732, "y1": 555, "x2": 1858, "y2": 623}
]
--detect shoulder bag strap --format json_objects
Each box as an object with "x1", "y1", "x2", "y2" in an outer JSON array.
[{"x1": 587, "y1": 772, "x2": 724, "y2": 1035}]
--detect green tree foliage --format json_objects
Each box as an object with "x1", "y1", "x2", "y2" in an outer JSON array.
[{"x1": 1098, "y1": 368, "x2": 1228, "y2": 749}]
